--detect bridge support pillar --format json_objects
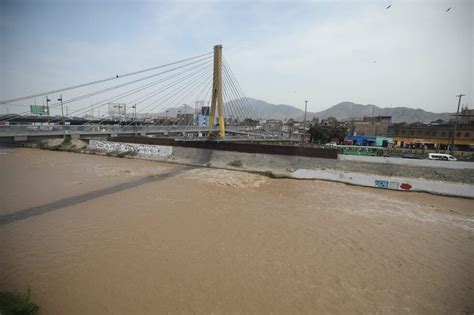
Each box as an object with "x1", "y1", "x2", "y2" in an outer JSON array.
[{"x1": 209, "y1": 45, "x2": 225, "y2": 138}]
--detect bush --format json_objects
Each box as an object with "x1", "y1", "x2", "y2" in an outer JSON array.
[
  {"x1": 0, "y1": 289, "x2": 39, "y2": 315},
  {"x1": 228, "y1": 160, "x2": 243, "y2": 167},
  {"x1": 61, "y1": 138, "x2": 72, "y2": 147}
]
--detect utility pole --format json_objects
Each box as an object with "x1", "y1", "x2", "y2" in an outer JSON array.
[
  {"x1": 58, "y1": 94, "x2": 65, "y2": 139},
  {"x1": 449, "y1": 94, "x2": 465, "y2": 154},
  {"x1": 303, "y1": 100, "x2": 308, "y2": 144},
  {"x1": 303, "y1": 100, "x2": 308, "y2": 127}
]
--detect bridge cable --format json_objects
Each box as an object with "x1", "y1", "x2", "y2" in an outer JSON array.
[
  {"x1": 142, "y1": 68, "x2": 213, "y2": 129},
  {"x1": 223, "y1": 57, "x2": 258, "y2": 120},
  {"x1": 45, "y1": 61, "x2": 212, "y2": 125},
  {"x1": 0, "y1": 52, "x2": 213, "y2": 105},
  {"x1": 0, "y1": 56, "x2": 213, "y2": 122},
  {"x1": 80, "y1": 63, "x2": 212, "y2": 128},
  {"x1": 222, "y1": 62, "x2": 252, "y2": 120}
]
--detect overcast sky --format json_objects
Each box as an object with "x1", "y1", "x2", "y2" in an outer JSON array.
[{"x1": 1, "y1": 0, "x2": 472, "y2": 114}]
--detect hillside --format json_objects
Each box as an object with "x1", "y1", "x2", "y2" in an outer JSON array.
[{"x1": 242, "y1": 98, "x2": 451, "y2": 123}]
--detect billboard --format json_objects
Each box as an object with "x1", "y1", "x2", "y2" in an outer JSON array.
[{"x1": 30, "y1": 105, "x2": 48, "y2": 115}]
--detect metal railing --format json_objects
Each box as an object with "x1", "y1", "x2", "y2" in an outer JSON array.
[{"x1": 0, "y1": 124, "x2": 220, "y2": 135}]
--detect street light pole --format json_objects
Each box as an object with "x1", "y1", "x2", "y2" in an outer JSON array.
[
  {"x1": 449, "y1": 94, "x2": 465, "y2": 154},
  {"x1": 45, "y1": 96, "x2": 51, "y2": 116},
  {"x1": 132, "y1": 104, "x2": 137, "y2": 136},
  {"x1": 58, "y1": 94, "x2": 65, "y2": 139}
]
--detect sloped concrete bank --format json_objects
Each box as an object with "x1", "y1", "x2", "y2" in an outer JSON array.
[
  {"x1": 38, "y1": 139, "x2": 474, "y2": 198},
  {"x1": 87, "y1": 140, "x2": 474, "y2": 198}
]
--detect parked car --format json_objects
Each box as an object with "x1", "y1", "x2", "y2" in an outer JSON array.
[{"x1": 402, "y1": 154, "x2": 423, "y2": 159}]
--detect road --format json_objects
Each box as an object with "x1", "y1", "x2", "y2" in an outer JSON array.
[{"x1": 1, "y1": 148, "x2": 473, "y2": 314}]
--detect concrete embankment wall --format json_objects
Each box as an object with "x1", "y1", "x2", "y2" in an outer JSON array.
[
  {"x1": 85, "y1": 139, "x2": 474, "y2": 198},
  {"x1": 339, "y1": 154, "x2": 474, "y2": 170}
]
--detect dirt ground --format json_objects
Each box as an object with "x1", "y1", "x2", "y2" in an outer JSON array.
[{"x1": 1, "y1": 148, "x2": 473, "y2": 314}]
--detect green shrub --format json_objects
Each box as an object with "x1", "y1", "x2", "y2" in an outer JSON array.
[{"x1": 0, "y1": 289, "x2": 39, "y2": 315}]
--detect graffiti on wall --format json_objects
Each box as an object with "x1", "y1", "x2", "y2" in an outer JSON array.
[
  {"x1": 374, "y1": 180, "x2": 412, "y2": 191},
  {"x1": 89, "y1": 140, "x2": 172, "y2": 157}
]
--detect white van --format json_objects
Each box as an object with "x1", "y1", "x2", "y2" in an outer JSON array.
[{"x1": 428, "y1": 153, "x2": 457, "y2": 161}]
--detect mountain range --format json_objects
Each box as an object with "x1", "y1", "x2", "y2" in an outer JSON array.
[
  {"x1": 158, "y1": 97, "x2": 452, "y2": 124},
  {"x1": 240, "y1": 98, "x2": 452, "y2": 123}
]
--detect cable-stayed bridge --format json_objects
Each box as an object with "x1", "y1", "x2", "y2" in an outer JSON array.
[{"x1": 0, "y1": 45, "x2": 285, "y2": 142}]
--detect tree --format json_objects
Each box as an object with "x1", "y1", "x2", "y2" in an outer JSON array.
[{"x1": 307, "y1": 117, "x2": 348, "y2": 144}]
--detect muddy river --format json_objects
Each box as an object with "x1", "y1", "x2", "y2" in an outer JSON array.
[{"x1": 1, "y1": 148, "x2": 473, "y2": 313}]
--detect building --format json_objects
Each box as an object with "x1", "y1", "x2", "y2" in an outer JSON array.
[
  {"x1": 344, "y1": 135, "x2": 393, "y2": 147},
  {"x1": 388, "y1": 122, "x2": 474, "y2": 151},
  {"x1": 450, "y1": 107, "x2": 474, "y2": 125},
  {"x1": 196, "y1": 114, "x2": 217, "y2": 127},
  {"x1": 261, "y1": 119, "x2": 283, "y2": 132},
  {"x1": 350, "y1": 116, "x2": 391, "y2": 136},
  {"x1": 176, "y1": 113, "x2": 194, "y2": 126}
]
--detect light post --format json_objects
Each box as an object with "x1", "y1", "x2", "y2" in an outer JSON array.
[
  {"x1": 57, "y1": 95, "x2": 66, "y2": 139},
  {"x1": 45, "y1": 96, "x2": 51, "y2": 116},
  {"x1": 449, "y1": 94, "x2": 465, "y2": 154}
]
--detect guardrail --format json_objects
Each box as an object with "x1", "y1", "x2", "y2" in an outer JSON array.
[
  {"x1": 0, "y1": 125, "x2": 276, "y2": 141},
  {"x1": 0, "y1": 125, "x2": 220, "y2": 134}
]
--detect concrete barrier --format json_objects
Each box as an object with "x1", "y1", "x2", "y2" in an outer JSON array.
[
  {"x1": 289, "y1": 169, "x2": 474, "y2": 198},
  {"x1": 339, "y1": 155, "x2": 474, "y2": 170}
]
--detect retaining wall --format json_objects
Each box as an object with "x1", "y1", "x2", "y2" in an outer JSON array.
[{"x1": 88, "y1": 140, "x2": 474, "y2": 198}]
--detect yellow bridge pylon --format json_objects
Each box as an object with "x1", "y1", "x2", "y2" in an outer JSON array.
[{"x1": 208, "y1": 44, "x2": 225, "y2": 138}]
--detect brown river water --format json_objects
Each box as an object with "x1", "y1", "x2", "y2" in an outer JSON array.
[{"x1": 1, "y1": 148, "x2": 473, "y2": 314}]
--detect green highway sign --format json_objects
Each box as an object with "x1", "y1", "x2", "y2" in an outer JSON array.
[{"x1": 30, "y1": 105, "x2": 48, "y2": 115}]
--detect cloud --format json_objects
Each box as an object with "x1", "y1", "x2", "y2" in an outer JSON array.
[{"x1": 1, "y1": 0, "x2": 472, "y2": 114}]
